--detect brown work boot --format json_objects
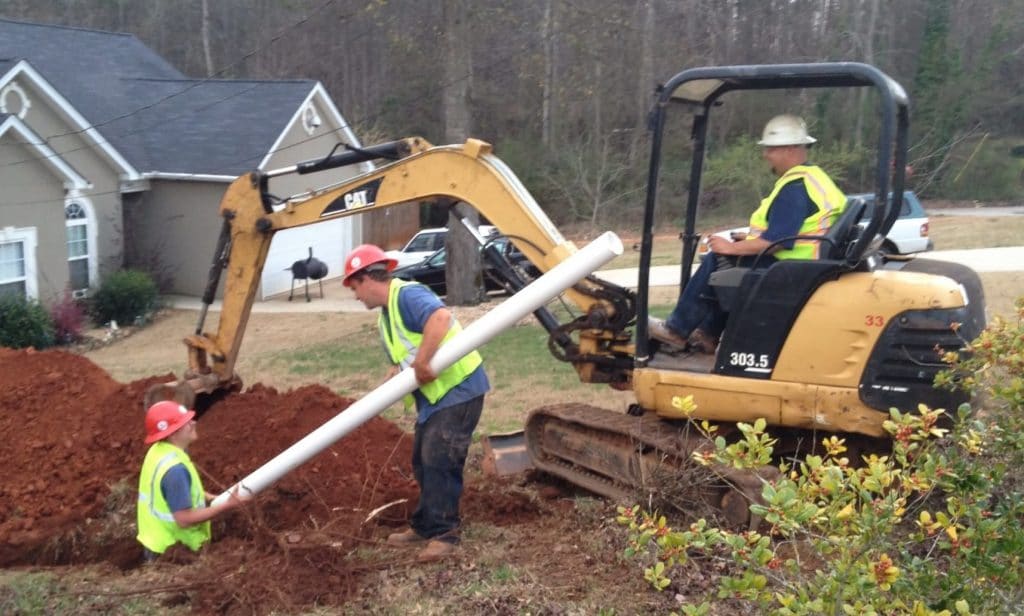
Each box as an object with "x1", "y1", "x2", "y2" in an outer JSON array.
[
  {"x1": 688, "y1": 328, "x2": 719, "y2": 354},
  {"x1": 386, "y1": 528, "x2": 428, "y2": 547},
  {"x1": 648, "y1": 317, "x2": 688, "y2": 348},
  {"x1": 416, "y1": 540, "x2": 456, "y2": 563}
]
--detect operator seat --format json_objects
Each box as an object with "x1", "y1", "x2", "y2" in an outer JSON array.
[{"x1": 707, "y1": 197, "x2": 869, "y2": 378}]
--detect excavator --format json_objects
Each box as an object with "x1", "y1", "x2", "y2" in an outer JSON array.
[{"x1": 148, "y1": 63, "x2": 985, "y2": 526}]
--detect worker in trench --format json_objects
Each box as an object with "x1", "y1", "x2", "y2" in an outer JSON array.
[
  {"x1": 136, "y1": 400, "x2": 243, "y2": 562},
  {"x1": 342, "y1": 243, "x2": 489, "y2": 563}
]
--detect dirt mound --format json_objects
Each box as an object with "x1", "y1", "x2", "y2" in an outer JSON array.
[{"x1": 0, "y1": 348, "x2": 541, "y2": 613}]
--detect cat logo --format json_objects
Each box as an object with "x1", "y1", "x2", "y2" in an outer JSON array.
[
  {"x1": 320, "y1": 178, "x2": 382, "y2": 217},
  {"x1": 344, "y1": 190, "x2": 370, "y2": 209}
]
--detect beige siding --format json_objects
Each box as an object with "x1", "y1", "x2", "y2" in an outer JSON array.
[
  {"x1": 265, "y1": 105, "x2": 418, "y2": 250},
  {"x1": 125, "y1": 180, "x2": 226, "y2": 297},
  {"x1": 11, "y1": 76, "x2": 126, "y2": 286},
  {"x1": 0, "y1": 134, "x2": 67, "y2": 303}
]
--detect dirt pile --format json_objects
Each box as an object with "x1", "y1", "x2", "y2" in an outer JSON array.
[{"x1": 0, "y1": 348, "x2": 540, "y2": 613}]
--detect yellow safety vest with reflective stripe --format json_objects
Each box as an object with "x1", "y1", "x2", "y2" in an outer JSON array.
[
  {"x1": 748, "y1": 164, "x2": 846, "y2": 260},
  {"x1": 379, "y1": 278, "x2": 483, "y2": 407},
  {"x1": 136, "y1": 441, "x2": 211, "y2": 554}
]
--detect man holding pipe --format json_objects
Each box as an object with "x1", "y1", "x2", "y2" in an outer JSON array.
[
  {"x1": 343, "y1": 243, "x2": 489, "y2": 563},
  {"x1": 136, "y1": 400, "x2": 242, "y2": 561}
]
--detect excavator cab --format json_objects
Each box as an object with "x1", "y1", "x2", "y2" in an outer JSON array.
[{"x1": 626, "y1": 63, "x2": 983, "y2": 415}]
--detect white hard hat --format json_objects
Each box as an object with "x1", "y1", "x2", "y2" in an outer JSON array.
[{"x1": 758, "y1": 114, "x2": 817, "y2": 146}]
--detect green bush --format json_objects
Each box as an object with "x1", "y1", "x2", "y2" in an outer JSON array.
[
  {"x1": 617, "y1": 300, "x2": 1024, "y2": 615},
  {"x1": 0, "y1": 293, "x2": 55, "y2": 349},
  {"x1": 89, "y1": 269, "x2": 158, "y2": 327}
]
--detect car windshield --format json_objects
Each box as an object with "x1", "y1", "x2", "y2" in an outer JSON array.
[
  {"x1": 405, "y1": 232, "x2": 443, "y2": 252},
  {"x1": 422, "y1": 237, "x2": 510, "y2": 267},
  {"x1": 849, "y1": 191, "x2": 916, "y2": 218}
]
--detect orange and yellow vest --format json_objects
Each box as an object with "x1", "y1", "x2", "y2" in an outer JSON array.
[
  {"x1": 748, "y1": 164, "x2": 846, "y2": 260},
  {"x1": 136, "y1": 441, "x2": 211, "y2": 554},
  {"x1": 379, "y1": 278, "x2": 483, "y2": 407}
]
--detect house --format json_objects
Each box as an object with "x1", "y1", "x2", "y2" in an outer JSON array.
[{"x1": 0, "y1": 18, "x2": 416, "y2": 302}]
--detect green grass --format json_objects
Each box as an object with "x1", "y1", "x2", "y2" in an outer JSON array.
[{"x1": 0, "y1": 571, "x2": 161, "y2": 615}]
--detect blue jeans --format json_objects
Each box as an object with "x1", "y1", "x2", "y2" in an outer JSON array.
[
  {"x1": 410, "y1": 394, "x2": 484, "y2": 543},
  {"x1": 666, "y1": 255, "x2": 727, "y2": 338}
]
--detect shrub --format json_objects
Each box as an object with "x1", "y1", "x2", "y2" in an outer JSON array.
[
  {"x1": 0, "y1": 293, "x2": 55, "y2": 349},
  {"x1": 617, "y1": 295, "x2": 1024, "y2": 616},
  {"x1": 89, "y1": 269, "x2": 158, "y2": 327},
  {"x1": 49, "y1": 290, "x2": 86, "y2": 344}
]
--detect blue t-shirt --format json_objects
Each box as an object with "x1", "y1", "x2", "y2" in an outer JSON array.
[
  {"x1": 382, "y1": 283, "x2": 490, "y2": 424},
  {"x1": 160, "y1": 464, "x2": 194, "y2": 513},
  {"x1": 758, "y1": 180, "x2": 819, "y2": 249}
]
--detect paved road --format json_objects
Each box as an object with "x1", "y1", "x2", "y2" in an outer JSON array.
[
  {"x1": 593, "y1": 246, "x2": 1024, "y2": 289},
  {"x1": 930, "y1": 205, "x2": 1024, "y2": 217},
  {"x1": 166, "y1": 245, "x2": 1022, "y2": 314}
]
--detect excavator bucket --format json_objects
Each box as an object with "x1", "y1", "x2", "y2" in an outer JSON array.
[
  {"x1": 141, "y1": 374, "x2": 242, "y2": 415},
  {"x1": 480, "y1": 430, "x2": 531, "y2": 476}
]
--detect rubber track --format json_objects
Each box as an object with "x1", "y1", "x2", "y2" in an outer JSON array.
[{"x1": 524, "y1": 403, "x2": 726, "y2": 505}]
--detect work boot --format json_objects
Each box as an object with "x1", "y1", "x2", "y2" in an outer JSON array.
[
  {"x1": 386, "y1": 528, "x2": 428, "y2": 547},
  {"x1": 648, "y1": 317, "x2": 689, "y2": 348},
  {"x1": 416, "y1": 539, "x2": 456, "y2": 563},
  {"x1": 688, "y1": 328, "x2": 719, "y2": 354}
]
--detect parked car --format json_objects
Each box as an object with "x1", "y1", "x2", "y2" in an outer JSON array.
[
  {"x1": 384, "y1": 225, "x2": 499, "y2": 268},
  {"x1": 699, "y1": 190, "x2": 932, "y2": 259},
  {"x1": 391, "y1": 236, "x2": 540, "y2": 296}
]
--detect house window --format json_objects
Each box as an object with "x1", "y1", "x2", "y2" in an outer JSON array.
[
  {"x1": 0, "y1": 227, "x2": 38, "y2": 299},
  {"x1": 65, "y1": 202, "x2": 90, "y2": 295}
]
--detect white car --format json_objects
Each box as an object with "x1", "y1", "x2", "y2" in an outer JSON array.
[
  {"x1": 700, "y1": 190, "x2": 932, "y2": 259},
  {"x1": 385, "y1": 225, "x2": 499, "y2": 268}
]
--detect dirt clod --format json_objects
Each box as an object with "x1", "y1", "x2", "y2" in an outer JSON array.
[{"x1": 0, "y1": 347, "x2": 544, "y2": 613}]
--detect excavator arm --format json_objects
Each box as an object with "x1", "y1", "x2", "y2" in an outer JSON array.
[{"x1": 147, "y1": 137, "x2": 636, "y2": 409}]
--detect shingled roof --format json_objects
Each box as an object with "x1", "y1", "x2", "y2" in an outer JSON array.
[{"x1": 0, "y1": 18, "x2": 317, "y2": 176}]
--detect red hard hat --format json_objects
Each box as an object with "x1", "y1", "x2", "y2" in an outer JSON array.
[
  {"x1": 144, "y1": 400, "x2": 196, "y2": 444},
  {"x1": 342, "y1": 244, "x2": 397, "y2": 287}
]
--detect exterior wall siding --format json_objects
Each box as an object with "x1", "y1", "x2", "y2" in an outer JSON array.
[
  {"x1": 10, "y1": 75, "x2": 126, "y2": 290},
  {"x1": 0, "y1": 136, "x2": 68, "y2": 303},
  {"x1": 124, "y1": 180, "x2": 226, "y2": 297}
]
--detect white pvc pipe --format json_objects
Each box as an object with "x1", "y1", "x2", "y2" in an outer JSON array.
[{"x1": 213, "y1": 231, "x2": 624, "y2": 505}]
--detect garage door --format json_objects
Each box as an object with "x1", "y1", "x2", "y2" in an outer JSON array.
[{"x1": 260, "y1": 216, "x2": 357, "y2": 299}]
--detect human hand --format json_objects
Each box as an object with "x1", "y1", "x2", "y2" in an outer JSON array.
[
  {"x1": 411, "y1": 360, "x2": 437, "y2": 385},
  {"x1": 707, "y1": 235, "x2": 735, "y2": 254},
  {"x1": 729, "y1": 230, "x2": 748, "y2": 241}
]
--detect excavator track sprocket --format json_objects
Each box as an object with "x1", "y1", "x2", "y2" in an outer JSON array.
[{"x1": 524, "y1": 403, "x2": 777, "y2": 528}]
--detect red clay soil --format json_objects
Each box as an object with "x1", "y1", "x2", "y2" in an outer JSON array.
[{"x1": 0, "y1": 347, "x2": 541, "y2": 613}]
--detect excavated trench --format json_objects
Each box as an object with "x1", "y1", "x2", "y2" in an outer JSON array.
[{"x1": 0, "y1": 348, "x2": 541, "y2": 612}]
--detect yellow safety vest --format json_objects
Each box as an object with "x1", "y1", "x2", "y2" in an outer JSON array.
[
  {"x1": 748, "y1": 164, "x2": 846, "y2": 260},
  {"x1": 136, "y1": 441, "x2": 211, "y2": 554},
  {"x1": 379, "y1": 278, "x2": 483, "y2": 407}
]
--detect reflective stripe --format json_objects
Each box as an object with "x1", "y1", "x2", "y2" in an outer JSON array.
[
  {"x1": 378, "y1": 279, "x2": 483, "y2": 405},
  {"x1": 748, "y1": 164, "x2": 846, "y2": 260},
  {"x1": 146, "y1": 452, "x2": 184, "y2": 521}
]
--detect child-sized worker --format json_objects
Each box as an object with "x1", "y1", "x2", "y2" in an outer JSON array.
[{"x1": 136, "y1": 400, "x2": 242, "y2": 561}]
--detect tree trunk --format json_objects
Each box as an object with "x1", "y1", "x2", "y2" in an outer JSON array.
[{"x1": 442, "y1": 0, "x2": 483, "y2": 306}]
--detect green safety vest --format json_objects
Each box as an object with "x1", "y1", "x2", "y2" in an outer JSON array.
[
  {"x1": 379, "y1": 278, "x2": 483, "y2": 407},
  {"x1": 136, "y1": 441, "x2": 211, "y2": 554},
  {"x1": 748, "y1": 164, "x2": 847, "y2": 260}
]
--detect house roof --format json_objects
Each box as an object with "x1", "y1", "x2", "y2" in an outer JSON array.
[{"x1": 0, "y1": 18, "x2": 320, "y2": 176}]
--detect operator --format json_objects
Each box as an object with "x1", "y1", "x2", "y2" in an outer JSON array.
[
  {"x1": 649, "y1": 114, "x2": 846, "y2": 353},
  {"x1": 342, "y1": 244, "x2": 489, "y2": 563},
  {"x1": 136, "y1": 400, "x2": 243, "y2": 561}
]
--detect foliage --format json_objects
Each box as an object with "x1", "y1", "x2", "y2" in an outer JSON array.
[
  {"x1": 617, "y1": 301, "x2": 1024, "y2": 616},
  {"x1": 698, "y1": 136, "x2": 873, "y2": 222},
  {"x1": 933, "y1": 136, "x2": 1024, "y2": 201},
  {"x1": 88, "y1": 270, "x2": 158, "y2": 327},
  {"x1": 0, "y1": 293, "x2": 55, "y2": 349},
  {"x1": 49, "y1": 290, "x2": 87, "y2": 345}
]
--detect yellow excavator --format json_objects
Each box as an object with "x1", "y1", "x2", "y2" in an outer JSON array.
[{"x1": 149, "y1": 63, "x2": 984, "y2": 526}]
